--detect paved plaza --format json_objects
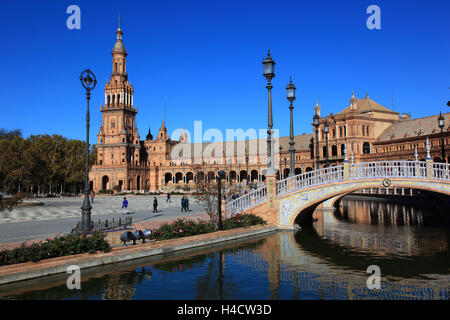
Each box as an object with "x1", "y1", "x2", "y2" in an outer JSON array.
[{"x1": 0, "y1": 195, "x2": 207, "y2": 245}]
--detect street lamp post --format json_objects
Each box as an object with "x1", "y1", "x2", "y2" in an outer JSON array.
[
  {"x1": 438, "y1": 112, "x2": 446, "y2": 162},
  {"x1": 79, "y1": 69, "x2": 97, "y2": 232},
  {"x1": 245, "y1": 154, "x2": 249, "y2": 185},
  {"x1": 324, "y1": 120, "x2": 329, "y2": 167},
  {"x1": 217, "y1": 170, "x2": 225, "y2": 230},
  {"x1": 313, "y1": 114, "x2": 320, "y2": 170},
  {"x1": 262, "y1": 49, "x2": 277, "y2": 175},
  {"x1": 279, "y1": 145, "x2": 282, "y2": 179},
  {"x1": 286, "y1": 77, "x2": 296, "y2": 177}
]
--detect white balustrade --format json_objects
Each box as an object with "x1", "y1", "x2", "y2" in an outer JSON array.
[
  {"x1": 277, "y1": 165, "x2": 344, "y2": 196},
  {"x1": 225, "y1": 186, "x2": 267, "y2": 217},
  {"x1": 350, "y1": 161, "x2": 427, "y2": 179},
  {"x1": 433, "y1": 162, "x2": 450, "y2": 180},
  {"x1": 225, "y1": 160, "x2": 449, "y2": 217}
]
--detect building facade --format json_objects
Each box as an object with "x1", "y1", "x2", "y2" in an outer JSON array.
[{"x1": 89, "y1": 25, "x2": 450, "y2": 193}]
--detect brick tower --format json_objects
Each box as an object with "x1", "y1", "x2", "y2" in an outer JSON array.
[{"x1": 90, "y1": 20, "x2": 144, "y2": 192}]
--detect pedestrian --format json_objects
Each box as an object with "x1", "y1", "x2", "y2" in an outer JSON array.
[
  {"x1": 153, "y1": 197, "x2": 158, "y2": 213},
  {"x1": 181, "y1": 196, "x2": 185, "y2": 212},
  {"x1": 185, "y1": 197, "x2": 190, "y2": 212},
  {"x1": 122, "y1": 197, "x2": 128, "y2": 215},
  {"x1": 167, "y1": 192, "x2": 171, "y2": 203},
  {"x1": 90, "y1": 191, "x2": 95, "y2": 203}
]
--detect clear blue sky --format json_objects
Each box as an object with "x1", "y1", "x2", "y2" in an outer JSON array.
[{"x1": 1, "y1": 0, "x2": 449, "y2": 142}]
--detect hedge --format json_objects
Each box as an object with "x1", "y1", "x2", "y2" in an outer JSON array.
[
  {"x1": 150, "y1": 213, "x2": 266, "y2": 241},
  {"x1": 0, "y1": 232, "x2": 111, "y2": 266}
]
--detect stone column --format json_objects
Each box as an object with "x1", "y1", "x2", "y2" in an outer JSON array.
[
  {"x1": 426, "y1": 137, "x2": 433, "y2": 178},
  {"x1": 343, "y1": 143, "x2": 349, "y2": 180},
  {"x1": 265, "y1": 174, "x2": 278, "y2": 226}
]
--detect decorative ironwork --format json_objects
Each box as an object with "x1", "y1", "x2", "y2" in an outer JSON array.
[{"x1": 72, "y1": 216, "x2": 132, "y2": 233}]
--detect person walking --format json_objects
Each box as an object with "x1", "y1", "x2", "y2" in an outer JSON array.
[
  {"x1": 122, "y1": 197, "x2": 128, "y2": 215},
  {"x1": 153, "y1": 197, "x2": 158, "y2": 213},
  {"x1": 90, "y1": 191, "x2": 95, "y2": 203},
  {"x1": 185, "y1": 196, "x2": 190, "y2": 212},
  {"x1": 181, "y1": 196, "x2": 185, "y2": 212},
  {"x1": 167, "y1": 192, "x2": 171, "y2": 203}
]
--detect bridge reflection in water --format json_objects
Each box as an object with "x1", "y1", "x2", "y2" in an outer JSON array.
[{"x1": 2, "y1": 199, "x2": 449, "y2": 300}]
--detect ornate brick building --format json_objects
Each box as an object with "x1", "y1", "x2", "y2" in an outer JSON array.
[{"x1": 89, "y1": 25, "x2": 450, "y2": 193}]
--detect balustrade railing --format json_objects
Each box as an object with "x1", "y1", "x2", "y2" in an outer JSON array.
[
  {"x1": 350, "y1": 161, "x2": 427, "y2": 179},
  {"x1": 433, "y1": 162, "x2": 450, "y2": 180},
  {"x1": 225, "y1": 186, "x2": 267, "y2": 217},
  {"x1": 277, "y1": 165, "x2": 344, "y2": 196},
  {"x1": 225, "y1": 160, "x2": 450, "y2": 216}
]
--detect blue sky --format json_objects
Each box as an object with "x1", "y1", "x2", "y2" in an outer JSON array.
[{"x1": 1, "y1": 0, "x2": 449, "y2": 142}]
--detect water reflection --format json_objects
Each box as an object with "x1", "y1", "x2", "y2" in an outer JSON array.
[
  {"x1": 313, "y1": 197, "x2": 449, "y2": 256},
  {"x1": 1, "y1": 198, "x2": 449, "y2": 300}
]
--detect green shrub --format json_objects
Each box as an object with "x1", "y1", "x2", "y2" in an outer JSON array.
[
  {"x1": 0, "y1": 232, "x2": 111, "y2": 266},
  {"x1": 222, "y1": 213, "x2": 266, "y2": 230},
  {"x1": 150, "y1": 214, "x2": 266, "y2": 241},
  {"x1": 151, "y1": 219, "x2": 216, "y2": 241}
]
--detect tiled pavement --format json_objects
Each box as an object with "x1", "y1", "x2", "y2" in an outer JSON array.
[
  {"x1": 0, "y1": 195, "x2": 197, "y2": 223},
  {"x1": 0, "y1": 195, "x2": 209, "y2": 247}
]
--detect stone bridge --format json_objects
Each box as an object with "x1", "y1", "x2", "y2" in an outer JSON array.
[{"x1": 225, "y1": 159, "x2": 450, "y2": 229}]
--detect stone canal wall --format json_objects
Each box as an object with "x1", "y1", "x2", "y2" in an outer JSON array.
[{"x1": 0, "y1": 224, "x2": 277, "y2": 285}]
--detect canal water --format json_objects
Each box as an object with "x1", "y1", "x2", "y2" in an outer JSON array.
[{"x1": 1, "y1": 196, "x2": 449, "y2": 300}]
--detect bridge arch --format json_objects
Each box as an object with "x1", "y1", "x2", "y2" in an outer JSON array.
[{"x1": 280, "y1": 179, "x2": 450, "y2": 228}]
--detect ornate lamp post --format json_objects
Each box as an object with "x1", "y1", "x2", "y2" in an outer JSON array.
[
  {"x1": 245, "y1": 154, "x2": 249, "y2": 185},
  {"x1": 438, "y1": 112, "x2": 446, "y2": 162},
  {"x1": 279, "y1": 145, "x2": 282, "y2": 179},
  {"x1": 217, "y1": 170, "x2": 225, "y2": 230},
  {"x1": 80, "y1": 69, "x2": 97, "y2": 232},
  {"x1": 323, "y1": 120, "x2": 329, "y2": 167},
  {"x1": 284, "y1": 158, "x2": 287, "y2": 177},
  {"x1": 312, "y1": 114, "x2": 320, "y2": 170},
  {"x1": 286, "y1": 77, "x2": 296, "y2": 177},
  {"x1": 262, "y1": 49, "x2": 276, "y2": 175}
]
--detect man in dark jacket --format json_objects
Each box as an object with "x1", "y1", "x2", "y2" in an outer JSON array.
[{"x1": 153, "y1": 197, "x2": 158, "y2": 213}]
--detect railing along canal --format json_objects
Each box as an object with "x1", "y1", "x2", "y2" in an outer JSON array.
[
  {"x1": 433, "y1": 162, "x2": 450, "y2": 180},
  {"x1": 225, "y1": 186, "x2": 267, "y2": 217},
  {"x1": 277, "y1": 165, "x2": 344, "y2": 196},
  {"x1": 350, "y1": 160, "x2": 427, "y2": 179}
]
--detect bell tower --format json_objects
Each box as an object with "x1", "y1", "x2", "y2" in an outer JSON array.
[{"x1": 97, "y1": 19, "x2": 141, "y2": 167}]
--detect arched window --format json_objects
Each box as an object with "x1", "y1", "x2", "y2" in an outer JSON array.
[
  {"x1": 363, "y1": 142, "x2": 371, "y2": 154},
  {"x1": 332, "y1": 145, "x2": 338, "y2": 157},
  {"x1": 114, "y1": 63, "x2": 117, "y2": 72}
]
